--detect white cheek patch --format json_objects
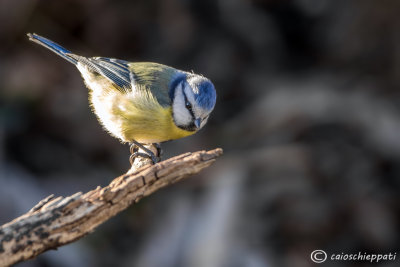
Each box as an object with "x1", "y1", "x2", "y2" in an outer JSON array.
[{"x1": 173, "y1": 83, "x2": 192, "y2": 127}]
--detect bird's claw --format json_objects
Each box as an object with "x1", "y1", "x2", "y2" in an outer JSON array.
[{"x1": 129, "y1": 142, "x2": 161, "y2": 165}]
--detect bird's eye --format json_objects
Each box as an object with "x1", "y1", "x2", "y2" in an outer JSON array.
[{"x1": 185, "y1": 101, "x2": 192, "y2": 111}]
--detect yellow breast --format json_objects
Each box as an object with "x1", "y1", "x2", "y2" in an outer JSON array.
[{"x1": 120, "y1": 104, "x2": 195, "y2": 143}]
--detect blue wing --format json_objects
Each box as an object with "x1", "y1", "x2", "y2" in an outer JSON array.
[
  {"x1": 70, "y1": 55, "x2": 132, "y2": 90},
  {"x1": 28, "y1": 33, "x2": 133, "y2": 90}
]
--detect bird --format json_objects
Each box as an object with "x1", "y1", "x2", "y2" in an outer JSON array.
[{"x1": 27, "y1": 33, "x2": 216, "y2": 164}]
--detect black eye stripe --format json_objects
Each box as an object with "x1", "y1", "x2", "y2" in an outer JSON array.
[{"x1": 182, "y1": 87, "x2": 195, "y2": 118}]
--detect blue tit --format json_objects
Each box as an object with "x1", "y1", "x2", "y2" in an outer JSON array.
[{"x1": 27, "y1": 33, "x2": 216, "y2": 163}]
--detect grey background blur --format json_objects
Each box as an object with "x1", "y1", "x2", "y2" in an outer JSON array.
[{"x1": 1, "y1": 0, "x2": 399, "y2": 267}]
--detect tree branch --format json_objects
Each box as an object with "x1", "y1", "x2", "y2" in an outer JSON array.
[{"x1": 0, "y1": 148, "x2": 223, "y2": 267}]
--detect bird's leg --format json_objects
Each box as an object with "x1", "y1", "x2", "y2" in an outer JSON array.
[
  {"x1": 129, "y1": 142, "x2": 138, "y2": 154},
  {"x1": 129, "y1": 140, "x2": 159, "y2": 165},
  {"x1": 129, "y1": 143, "x2": 139, "y2": 165},
  {"x1": 153, "y1": 143, "x2": 163, "y2": 157}
]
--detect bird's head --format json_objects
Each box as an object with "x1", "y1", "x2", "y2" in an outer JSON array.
[{"x1": 170, "y1": 74, "x2": 216, "y2": 132}]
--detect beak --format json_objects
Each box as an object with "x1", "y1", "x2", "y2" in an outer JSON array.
[{"x1": 194, "y1": 118, "x2": 201, "y2": 129}]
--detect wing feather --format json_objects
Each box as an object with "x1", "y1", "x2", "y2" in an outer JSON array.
[
  {"x1": 69, "y1": 55, "x2": 131, "y2": 90},
  {"x1": 72, "y1": 55, "x2": 183, "y2": 107}
]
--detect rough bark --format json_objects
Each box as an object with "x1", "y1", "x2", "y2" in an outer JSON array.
[{"x1": 0, "y1": 148, "x2": 223, "y2": 267}]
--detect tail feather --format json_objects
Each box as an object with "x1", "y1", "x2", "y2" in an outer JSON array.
[{"x1": 27, "y1": 33, "x2": 78, "y2": 65}]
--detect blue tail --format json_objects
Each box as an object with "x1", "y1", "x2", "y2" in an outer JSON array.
[{"x1": 27, "y1": 33, "x2": 78, "y2": 65}]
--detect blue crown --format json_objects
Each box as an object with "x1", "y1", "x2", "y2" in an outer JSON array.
[{"x1": 195, "y1": 80, "x2": 216, "y2": 111}]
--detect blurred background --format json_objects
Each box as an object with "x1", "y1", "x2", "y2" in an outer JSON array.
[{"x1": 1, "y1": 0, "x2": 399, "y2": 266}]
